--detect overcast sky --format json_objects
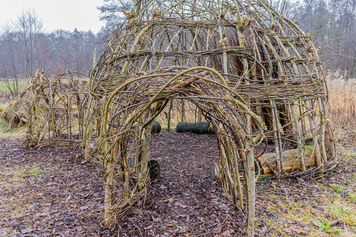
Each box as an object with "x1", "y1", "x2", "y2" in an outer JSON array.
[{"x1": 0, "y1": 0, "x2": 105, "y2": 33}]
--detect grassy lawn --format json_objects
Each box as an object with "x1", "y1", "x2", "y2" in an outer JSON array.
[
  {"x1": 0, "y1": 79, "x2": 28, "y2": 93},
  {"x1": 257, "y1": 150, "x2": 356, "y2": 236}
]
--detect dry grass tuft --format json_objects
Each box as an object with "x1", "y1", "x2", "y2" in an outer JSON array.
[{"x1": 326, "y1": 73, "x2": 356, "y2": 143}]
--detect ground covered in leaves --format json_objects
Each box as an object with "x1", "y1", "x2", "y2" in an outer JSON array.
[{"x1": 0, "y1": 131, "x2": 355, "y2": 236}]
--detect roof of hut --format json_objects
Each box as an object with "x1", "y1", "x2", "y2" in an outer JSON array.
[{"x1": 90, "y1": 0, "x2": 326, "y2": 102}]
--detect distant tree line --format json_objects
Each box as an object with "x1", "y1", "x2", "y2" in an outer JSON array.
[
  {"x1": 272, "y1": 0, "x2": 356, "y2": 79},
  {"x1": 98, "y1": 0, "x2": 356, "y2": 79},
  {"x1": 0, "y1": 9, "x2": 106, "y2": 79},
  {"x1": 1, "y1": 1, "x2": 355, "y2": 79},
  {"x1": 268, "y1": 0, "x2": 356, "y2": 78}
]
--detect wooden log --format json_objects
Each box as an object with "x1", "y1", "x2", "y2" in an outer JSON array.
[
  {"x1": 148, "y1": 159, "x2": 160, "y2": 179},
  {"x1": 176, "y1": 122, "x2": 213, "y2": 134},
  {"x1": 258, "y1": 148, "x2": 316, "y2": 174},
  {"x1": 210, "y1": 148, "x2": 318, "y2": 178},
  {"x1": 151, "y1": 121, "x2": 161, "y2": 134}
]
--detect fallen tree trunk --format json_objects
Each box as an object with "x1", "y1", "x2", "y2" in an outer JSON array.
[
  {"x1": 176, "y1": 122, "x2": 213, "y2": 134},
  {"x1": 259, "y1": 148, "x2": 316, "y2": 174}
]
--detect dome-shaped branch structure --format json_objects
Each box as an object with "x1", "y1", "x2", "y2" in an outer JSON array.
[{"x1": 79, "y1": 0, "x2": 337, "y2": 235}]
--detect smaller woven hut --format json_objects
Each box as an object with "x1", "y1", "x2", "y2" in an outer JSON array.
[{"x1": 21, "y1": 70, "x2": 86, "y2": 148}]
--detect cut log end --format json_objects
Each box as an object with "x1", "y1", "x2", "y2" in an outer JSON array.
[
  {"x1": 148, "y1": 159, "x2": 160, "y2": 179},
  {"x1": 151, "y1": 121, "x2": 161, "y2": 134}
]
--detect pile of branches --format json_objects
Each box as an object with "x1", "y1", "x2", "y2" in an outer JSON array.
[{"x1": 0, "y1": 100, "x2": 27, "y2": 128}]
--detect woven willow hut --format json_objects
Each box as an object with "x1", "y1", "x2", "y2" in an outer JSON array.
[
  {"x1": 82, "y1": 0, "x2": 337, "y2": 235},
  {"x1": 21, "y1": 71, "x2": 85, "y2": 148}
]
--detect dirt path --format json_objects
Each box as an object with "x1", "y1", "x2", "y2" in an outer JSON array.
[
  {"x1": 117, "y1": 132, "x2": 244, "y2": 236},
  {"x1": 0, "y1": 137, "x2": 104, "y2": 236},
  {"x1": 0, "y1": 132, "x2": 244, "y2": 236}
]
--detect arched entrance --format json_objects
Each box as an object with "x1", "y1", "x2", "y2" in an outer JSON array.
[{"x1": 93, "y1": 67, "x2": 266, "y2": 234}]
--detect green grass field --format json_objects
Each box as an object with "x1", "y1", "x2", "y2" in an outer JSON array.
[{"x1": 0, "y1": 79, "x2": 28, "y2": 93}]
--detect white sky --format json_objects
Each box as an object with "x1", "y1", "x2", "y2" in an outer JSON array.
[{"x1": 0, "y1": 0, "x2": 105, "y2": 33}]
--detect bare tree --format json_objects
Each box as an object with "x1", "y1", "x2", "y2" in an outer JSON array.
[
  {"x1": 296, "y1": 0, "x2": 356, "y2": 78},
  {"x1": 16, "y1": 9, "x2": 43, "y2": 77},
  {"x1": 1, "y1": 23, "x2": 19, "y2": 99},
  {"x1": 97, "y1": 0, "x2": 133, "y2": 32}
]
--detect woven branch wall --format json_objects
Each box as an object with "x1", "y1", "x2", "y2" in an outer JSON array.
[{"x1": 22, "y1": 71, "x2": 86, "y2": 148}]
